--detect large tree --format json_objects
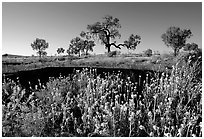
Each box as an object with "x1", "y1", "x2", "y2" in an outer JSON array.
[
  {"x1": 87, "y1": 15, "x2": 141, "y2": 53},
  {"x1": 161, "y1": 27, "x2": 192, "y2": 56},
  {"x1": 31, "y1": 38, "x2": 49, "y2": 58}
]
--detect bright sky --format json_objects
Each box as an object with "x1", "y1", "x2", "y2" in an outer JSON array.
[{"x1": 2, "y1": 2, "x2": 202, "y2": 56}]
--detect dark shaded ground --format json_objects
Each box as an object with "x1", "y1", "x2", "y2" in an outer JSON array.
[{"x1": 3, "y1": 66, "x2": 156, "y2": 91}]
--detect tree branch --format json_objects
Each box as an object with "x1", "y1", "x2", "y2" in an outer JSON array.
[{"x1": 110, "y1": 43, "x2": 127, "y2": 49}]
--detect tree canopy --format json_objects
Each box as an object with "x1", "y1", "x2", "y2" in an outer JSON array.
[
  {"x1": 161, "y1": 27, "x2": 192, "y2": 56},
  {"x1": 124, "y1": 34, "x2": 141, "y2": 50},
  {"x1": 68, "y1": 37, "x2": 84, "y2": 56},
  {"x1": 57, "y1": 47, "x2": 65, "y2": 55},
  {"x1": 31, "y1": 38, "x2": 49, "y2": 58},
  {"x1": 87, "y1": 15, "x2": 141, "y2": 53},
  {"x1": 80, "y1": 31, "x2": 95, "y2": 55},
  {"x1": 144, "y1": 49, "x2": 153, "y2": 57},
  {"x1": 183, "y1": 43, "x2": 198, "y2": 52}
]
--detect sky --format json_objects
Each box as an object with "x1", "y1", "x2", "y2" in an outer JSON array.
[{"x1": 2, "y1": 2, "x2": 202, "y2": 56}]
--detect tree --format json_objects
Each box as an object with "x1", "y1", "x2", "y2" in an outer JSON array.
[
  {"x1": 87, "y1": 15, "x2": 141, "y2": 53},
  {"x1": 124, "y1": 34, "x2": 141, "y2": 51},
  {"x1": 80, "y1": 31, "x2": 95, "y2": 55},
  {"x1": 57, "y1": 47, "x2": 65, "y2": 55},
  {"x1": 31, "y1": 38, "x2": 49, "y2": 58},
  {"x1": 161, "y1": 27, "x2": 192, "y2": 56},
  {"x1": 144, "y1": 49, "x2": 152, "y2": 57},
  {"x1": 183, "y1": 43, "x2": 198, "y2": 52},
  {"x1": 67, "y1": 47, "x2": 72, "y2": 56},
  {"x1": 41, "y1": 51, "x2": 47, "y2": 57},
  {"x1": 68, "y1": 37, "x2": 84, "y2": 57}
]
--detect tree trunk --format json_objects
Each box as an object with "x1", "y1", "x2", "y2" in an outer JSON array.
[
  {"x1": 106, "y1": 44, "x2": 111, "y2": 53},
  {"x1": 107, "y1": 47, "x2": 111, "y2": 53},
  {"x1": 174, "y1": 48, "x2": 178, "y2": 56},
  {"x1": 38, "y1": 51, "x2": 42, "y2": 58},
  {"x1": 86, "y1": 49, "x2": 88, "y2": 55},
  {"x1": 106, "y1": 34, "x2": 111, "y2": 53}
]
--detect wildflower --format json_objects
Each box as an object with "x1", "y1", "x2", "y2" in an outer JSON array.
[
  {"x1": 136, "y1": 110, "x2": 141, "y2": 116},
  {"x1": 148, "y1": 111, "x2": 152, "y2": 117},
  {"x1": 168, "y1": 97, "x2": 173, "y2": 103},
  {"x1": 149, "y1": 132, "x2": 154, "y2": 137},
  {"x1": 171, "y1": 126, "x2": 175, "y2": 130},
  {"x1": 192, "y1": 134, "x2": 196, "y2": 137},
  {"x1": 139, "y1": 125, "x2": 145, "y2": 130},
  {"x1": 77, "y1": 128, "x2": 82, "y2": 134},
  {"x1": 153, "y1": 125, "x2": 157, "y2": 130},
  {"x1": 177, "y1": 128, "x2": 182, "y2": 136},
  {"x1": 153, "y1": 94, "x2": 158, "y2": 99},
  {"x1": 112, "y1": 106, "x2": 116, "y2": 112},
  {"x1": 101, "y1": 122, "x2": 105, "y2": 127},
  {"x1": 155, "y1": 109, "x2": 160, "y2": 113},
  {"x1": 199, "y1": 122, "x2": 202, "y2": 128},
  {"x1": 164, "y1": 133, "x2": 171, "y2": 137},
  {"x1": 127, "y1": 76, "x2": 131, "y2": 81}
]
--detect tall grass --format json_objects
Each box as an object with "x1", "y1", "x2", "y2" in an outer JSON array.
[{"x1": 2, "y1": 56, "x2": 202, "y2": 137}]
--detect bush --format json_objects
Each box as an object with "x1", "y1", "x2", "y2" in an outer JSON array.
[
  {"x1": 38, "y1": 57, "x2": 52, "y2": 63},
  {"x1": 107, "y1": 51, "x2": 118, "y2": 57},
  {"x1": 144, "y1": 49, "x2": 152, "y2": 57},
  {"x1": 150, "y1": 55, "x2": 162, "y2": 64},
  {"x1": 57, "y1": 57, "x2": 66, "y2": 61}
]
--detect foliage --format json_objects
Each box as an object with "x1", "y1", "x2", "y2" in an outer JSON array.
[
  {"x1": 161, "y1": 27, "x2": 192, "y2": 56},
  {"x1": 124, "y1": 34, "x2": 141, "y2": 50},
  {"x1": 68, "y1": 33, "x2": 96, "y2": 57},
  {"x1": 31, "y1": 38, "x2": 49, "y2": 58},
  {"x1": 87, "y1": 15, "x2": 141, "y2": 53},
  {"x1": 144, "y1": 49, "x2": 153, "y2": 57},
  {"x1": 183, "y1": 43, "x2": 198, "y2": 52},
  {"x1": 68, "y1": 37, "x2": 84, "y2": 56},
  {"x1": 2, "y1": 54, "x2": 202, "y2": 137},
  {"x1": 80, "y1": 31, "x2": 95, "y2": 55},
  {"x1": 57, "y1": 48, "x2": 65, "y2": 55}
]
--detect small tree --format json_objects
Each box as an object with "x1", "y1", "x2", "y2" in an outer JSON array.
[
  {"x1": 161, "y1": 27, "x2": 192, "y2": 56},
  {"x1": 183, "y1": 43, "x2": 198, "y2": 52},
  {"x1": 31, "y1": 38, "x2": 49, "y2": 58},
  {"x1": 69, "y1": 37, "x2": 84, "y2": 57},
  {"x1": 87, "y1": 15, "x2": 141, "y2": 53},
  {"x1": 80, "y1": 31, "x2": 96, "y2": 55},
  {"x1": 144, "y1": 49, "x2": 153, "y2": 57},
  {"x1": 57, "y1": 47, "x2": 65, "y2": 55}
]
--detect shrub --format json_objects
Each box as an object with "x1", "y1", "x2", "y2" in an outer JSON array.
[
  {"x1": 144, "y1": 49, "x2": 152, "y2": 57},
  {"x1": 107, "y1": 51, "x2": 117, "y2": 57},
  {"x1": 57, "y1": 57, "x2": 66, "y2": 61}
]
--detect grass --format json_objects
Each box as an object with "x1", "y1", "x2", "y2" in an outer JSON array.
[
  {"x1": 2, "y1": 54, "x2": 202, "y2": 137},
  {"x1": 2, "y1": 53, "x2": 175, "y2": 74}
]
